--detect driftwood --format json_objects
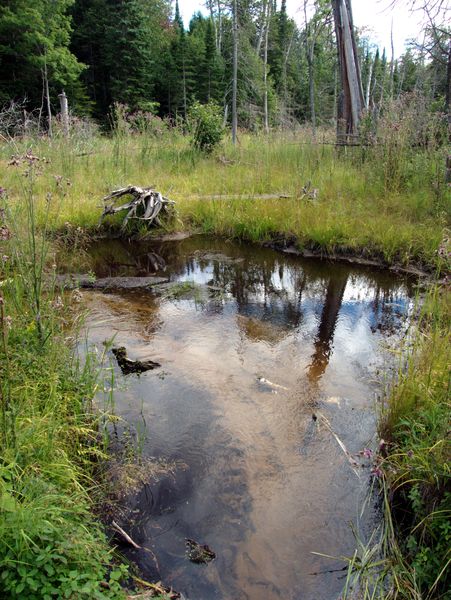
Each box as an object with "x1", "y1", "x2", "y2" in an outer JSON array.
[
  {"x1": 54, "y1": 274, "x2": 168, "y2": 291},
  {"x1": 100, "y1": 186, "x2": 175, "y2": 230}
]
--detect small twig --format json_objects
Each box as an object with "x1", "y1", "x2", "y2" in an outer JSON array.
[
  {"x1": 317, "y1": 412, "x2": 361, "y2": 477},
  {"x1": 111, "y1": 520, "x2": 140, "y2": 549}
]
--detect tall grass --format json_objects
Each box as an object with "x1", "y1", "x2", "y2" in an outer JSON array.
[
  {"x1": 0, "y1": 96, "x2": 449, "y2": 598},
  {"x1": 0, "y1": 97, "x2": 448, "y2": 271},
  {"x1": 341, "y1": 286, "x2": 450, "y2": 599},
  {"x1": 378, "y1": 286, "x2": 450, "y2": 598},
  {"x1": 0, "y1": 170, "x2": 128, "y2": 597}
]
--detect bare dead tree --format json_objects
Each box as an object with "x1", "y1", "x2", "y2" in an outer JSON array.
[
  {"x1": 331, "y1": 0, "x2": 365, "y2": 143},
  {"x1": 232, "y1": 0, "x2": 238, "y2": 144},
  {"x1": 263, "y1": 0, "x2": 271, "y2": 133},
  {"x1": 389, "y1": 21, "x2": 395, "y2": 99},
  {"x1": 391, "y1": 0, "x2": 450, "y2": 20},
  {"x1": 42, "y1": 57, "x2": 52, "y2": 137},
  {"x1": 218, "y1": 0, "x2": 223, "y2": 52}
]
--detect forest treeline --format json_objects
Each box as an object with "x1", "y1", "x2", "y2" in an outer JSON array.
[{"x1": 0, "y1": 0, "x2": 449, "y2": 129}]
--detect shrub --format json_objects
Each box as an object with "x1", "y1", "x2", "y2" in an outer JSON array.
[{"x1": 188, "y1": 101, "x2": 224, "y2": 153}]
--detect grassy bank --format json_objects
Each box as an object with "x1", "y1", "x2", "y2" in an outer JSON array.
[
  {"x1": 0, "y1": 126, "x2": 448, "y2": 271},
  {"x1": 0, "y1": 177, "x2": 130, "y2": 596},
  {"x1": 0, "y1": 126, "x2": 450, "y2": 599},
  {"x1": 378, "y1": 288, "x2": 450, "y2": 598},
  {"x1": 0, "y1": 294, "x2": 128, "y2": 599}
]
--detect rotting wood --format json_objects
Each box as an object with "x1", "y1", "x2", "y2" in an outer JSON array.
[
  {"x1": 54, "y1": 274, "x2": 168, "y2": 291},
  {"x1": 112, "y1": 346, "x2": 161, "y2": 375},
  {"x1": 100, "y1": 186, "x2": 176, "y2": 230},
  {"x1": 332, "y1": 0, "x2": 364, "y2": 143}
]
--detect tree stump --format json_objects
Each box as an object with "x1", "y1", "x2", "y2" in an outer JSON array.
[{"x1": 99, "y1": 186, "x2": 176, "y2": 230}]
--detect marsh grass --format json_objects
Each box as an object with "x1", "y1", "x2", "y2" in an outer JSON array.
[
  {"x1": 0, "y1": 100, "x2": 449, "y2": 598},
  {"x1": 338, "y1": 286, "x2": 450, "y2": 599},
  {"x1": 377, "y1": 286, "x2": 450, "y2": 597},
  {"x1": 0, "y1": 115, "x2": 448, "y2": 270}
]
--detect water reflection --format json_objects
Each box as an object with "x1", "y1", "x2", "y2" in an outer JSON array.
[
  {"x1": 308, "y1": 273, "x2": 348, "y2": 384},
  {"x1": 82, "y1": 237, "x2": 414, "y2": 600}
]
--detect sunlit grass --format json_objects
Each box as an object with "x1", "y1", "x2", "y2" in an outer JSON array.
[{"x1": 0, "y1": 131, "x2": 447, "y2": 270}]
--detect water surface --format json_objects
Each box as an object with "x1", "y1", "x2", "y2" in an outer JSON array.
[{"x1": 82, "y1": 238, "x2": 413, "y2": 600}]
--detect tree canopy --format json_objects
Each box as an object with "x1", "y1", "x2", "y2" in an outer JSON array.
[{"x1": 0, "y1": 0, "x2": 448, "y2": 131}]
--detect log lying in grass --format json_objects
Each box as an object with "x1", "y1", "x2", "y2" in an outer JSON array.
[{"x1": 100, "y1": 185, "x2": 176, "y2": 229}]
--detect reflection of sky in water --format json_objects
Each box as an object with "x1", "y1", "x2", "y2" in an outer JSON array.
[
  {"x1": 83, "y1": 239, "x2": 414, "y2": 600},
  {"x1": 172, "y1": 256, "x2": 412, "y2": 365}
]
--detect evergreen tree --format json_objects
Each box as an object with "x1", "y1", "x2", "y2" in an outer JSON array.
[{"x1": 0, "y1": 0, "x2": 84, "y2": 110}]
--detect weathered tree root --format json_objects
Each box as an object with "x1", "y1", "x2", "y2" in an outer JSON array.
[{"x1": 100, "y1": 185, "x2": 176, "y2": 230}]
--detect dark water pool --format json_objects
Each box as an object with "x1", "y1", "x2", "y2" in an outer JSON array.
[{"x1": 81, "y1": 237, "x2": 414, "y2": 600}]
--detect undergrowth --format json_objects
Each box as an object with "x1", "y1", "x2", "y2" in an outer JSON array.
[
  {"x1": 379, "y1": 286, "x2": 450, "y2": 598},
  {"x1": 0, "y1": 164, "x2": 130, "y2": 598}
]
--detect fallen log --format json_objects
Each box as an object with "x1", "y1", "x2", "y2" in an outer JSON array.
[
  {"x1": 54, "y1": 274, "x2": 168, "y2": 290},
  {"x1": 100, "y1": 186, "x2": 176, "y2": 230}
]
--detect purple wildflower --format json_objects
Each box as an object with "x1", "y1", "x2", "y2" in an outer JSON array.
[{"x1": 371, "y1": 466, "x2": 383, "y2": 478}]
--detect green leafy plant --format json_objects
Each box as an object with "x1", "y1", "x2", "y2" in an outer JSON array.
[{"x1": 188, "y1": 101, "x2": 224, "y2": 153}]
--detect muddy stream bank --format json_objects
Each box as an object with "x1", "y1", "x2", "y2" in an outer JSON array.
[{"x1": 76, "y1": 237, "x2": 414, "y2": 600}]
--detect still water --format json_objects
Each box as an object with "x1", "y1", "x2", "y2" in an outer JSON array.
[{"x1": 81, "y1": 237, "x2": 413, "y2": 600}]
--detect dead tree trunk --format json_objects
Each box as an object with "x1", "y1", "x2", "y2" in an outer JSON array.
[
  {"x1": 58, "y1": 91, "x2": 69, "y2": 137},
  {"x1": 332, "y1": 0, "x2": 364, "y2": 144},
  {"x1": 43, "y1": 59, "x2": 52, "y2": 137},
  {"x1": 217, "y1": 0, "x2": 223, "y2": 53},
  {"x1": 263, "y1": 0, "x2": 271, "y2": 133},
  {"x1": 446, "y1": 38, "x2": 451, "y2": 127},
  {"x1": 232, "y1": 0, "x2": 238, "y2": 145},
  {"x1": 365, "y1": 57, "x2": 373, "y2": 109}
]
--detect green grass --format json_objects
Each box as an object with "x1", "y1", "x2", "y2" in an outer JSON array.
[
  {"x1": 0, "y1": 170, "x2": 130, "y2": 597},
  {"x1": 0, "y1": 285, "x2": 128, "y2": 598},
  {"x1": 377, "y1": 287, "x2": 450, "y2": 598},
  {"x1": 340, "y1": 287, "x2": 450, "y2": 599},
  {"x1": 0, "y1": 129, "x2": 448, "y2": 271}
]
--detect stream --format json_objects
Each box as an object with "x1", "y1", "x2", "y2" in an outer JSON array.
[{"x1": 79, "y1": 237, "x2": 414, "y2": 600}]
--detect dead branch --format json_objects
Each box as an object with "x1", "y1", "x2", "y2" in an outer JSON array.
[
  {"x1": 111, "y1": 520, "x2": 141, "y2": 549},
  {"x1": 100, "y1": 185, "x2": 176, "y2": 230}
]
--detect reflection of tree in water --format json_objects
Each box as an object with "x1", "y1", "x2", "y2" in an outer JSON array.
[
  {"x1": 369, "y1": 282, "x2": 411, "y2": 335},
  {"x1": 207, "y1": 256, "x2": 308, "y2": 331},
  {"x1": 307, "y1": 274, "x2": 348, "y2": 384},
  {"x1": 87, "y1": 238, "x2": 413, "y2": 383},
  {"x1": 88, "y1": 240, "x2": 167, "y2": 277}
]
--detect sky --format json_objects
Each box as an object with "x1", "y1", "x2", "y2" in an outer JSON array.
[{"x1": 178, "y1": 0, "x2": 431, "y2": 57}]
